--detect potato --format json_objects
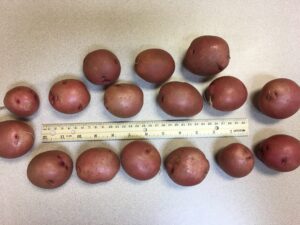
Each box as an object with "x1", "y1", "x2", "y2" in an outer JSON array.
[
  {"x1": 134, "y1": 49, "x2": 175, "y2": 84},
  {"x1": 121, "y1": 141, "x2": 161, "y2": 180},
  {"x1": 164, "y1": 147, "x2": 209, "y2": 186},
  {"x1": 255, "y1": 134, "x2": 300, "y2": 172},
  {"x1": 76, "y1": 148, "x2": 120, "y2": 184},
  {"x1": 27, "y1": 150, "x2": 73, "y2": 189},
  {"x1": 49, "y1": 79, "x2": 90, "y2": 114},
  {"x1": 157, "y1": 81, "x2": 203, "y2": 117},
  {"x1": 83, "y1": 49, "x2": 121, "y2": 85},
  {"x1": 183, "y1": 35, "x2": 230, "y2": 76},
  {"x1": 205, "y1": 76, "x2": 248, "y2": 111},
  {"x1": 216, "y1": 143, "x2": 254, "y2": 178},
  {"x1": 104, "y1": 83, "x2": 143, "y2": 118},
  {"x1": 0, "y1": 120, "x2": 34, "y2": 158},
  {"x1": 257, "y1": 78, "x2": 300, "y2": 119},
  {"x1": 3, "y1": 86, "x2": 39, "y2": 117}
]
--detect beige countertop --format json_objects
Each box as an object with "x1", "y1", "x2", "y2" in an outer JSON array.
[{"x1": 0, "y1": 1, "x2": 299, "y2": 225}]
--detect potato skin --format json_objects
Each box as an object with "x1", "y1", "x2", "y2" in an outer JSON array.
[
  {"x1": 255, "y1": 134, "x2": 300, "y2": 172},
  {"x1": 257, "y1": 78, "x2": 300, "y2": 119},
  {"x1": 76, "y1": 148, "x2": 120, "y2": 184},
  {"x1": 27, "y1": 150, "x2": 73, "y2": 189},
  {"x1": 157, "y1": 81, "x2": 203, "y2": 117},
  {"x1": 121, "y1": 141, "x2": 161, "y2": 180},
  {"x1": 183, "y1": 35, "x2": 230, "y2": 76},
  {"x1": 216, "y1": 143, "x2": 254, "y2": 178},
  {"x1": 134, "y1": 49, "x2": 175, "y2": 84},
  {"x1": 205, "y1": 76, "x2": 248, "y2": 111},
  {"x1": 104, "y1": 83, "x2": 143, "y2": 118},
  {"x1": 83, "y1": 49, "x2": 121, "y2": 85},
  {"x1": 4, "y1": 86, "x2": 40, "y2": 117},
  {"x1": 164, "y1": 147, "x2": 209, "y2": 186},
  {"x1": 49, "y1": 79, "x2": 90, "y2": 114},
  {"x1": 0, "y1": 120, "x2": 34, "y2": 158}
]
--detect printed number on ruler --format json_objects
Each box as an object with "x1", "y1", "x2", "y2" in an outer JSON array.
[{"x1": 41, "y1": 118, "x2": 249, "y2": 142}]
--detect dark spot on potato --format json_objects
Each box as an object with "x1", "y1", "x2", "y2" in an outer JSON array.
[
  {"x1": 114, "y1": 58, "x2": 119, "y2": 64},
  {"x1": 15, "y1": 99, "x2": 21, "y2": 104},
  {"x1": 14, "y1": 134, "x2": 20, "y2": 145},
  {"x1": 170, "y1": 167, "x2": 175, "y2": 174},
  {"x1": 246, "y1": 155, "x2": 252, "y2": 160},
  {"x1": 78, "y1": 104, "x2": 83, "y2": 111},
  {"x1": 62, "y1": 80, "x2": 68, "y2": 85},
  {"x1": 281, "y1": 157, "x2": 288, "y2": 165},
  {"x1": 47, "y1": 179, "x2": 54, "y2": 185},
  {"x1": 192, "y1": 49, "x2": 196, "y2": 54},
  {"x1": 160, "y1": 95, "x2": 164, "y2": 103},
  {"x1": 217, "y1": 63, "x2": 224, "y2": 71},
  {"x1": 145, "y1": 149, "x2": 151, "y2": 154}
]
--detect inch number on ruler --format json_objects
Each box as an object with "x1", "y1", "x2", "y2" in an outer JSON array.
[{"x1": 41, "y1": 118, "x2": 249, "y2": 142}]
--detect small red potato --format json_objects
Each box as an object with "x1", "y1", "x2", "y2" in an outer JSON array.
[
  {"x1": 0, "y1": 120, "x2": 34, "y2": 158},
  {"x1": 134, "y1": 48, "x2": 175, "y2": 84},
  {"x1": 49, "y1": 79, "x2": 90, "y2": 114},
  {"x1": 83, "y1": 49, "x2": 121, "y2": 85},
  {"x1": 255, "y1": 134, "x2": 300, "y2": 172},
  {"x1": 4, "y1": 86, "x2": 39, "y2": 117},
  {"x1": 27, "y1": 150, "x2": 73, "y2": 189},
  {"x1": 257, "y1": 78, "x2": 300, "y2": 119},
  {"x1": 121, "y1": 141, "x2": 161, "y2": 180},
  {"x1": 157, "y1": 81, "x2": 203, "y2": 117},
  {"x1": 76, "y1": 148, "x2": 120, "y2": 184},
  {"x1": 183, "y1": 35, "x2": 230, "y2": 76},
  {"x1": 164, "y1": 147, "x2": 209, "y2": 186},
  {"x1": 216, "y1": 143, "x2": 254, "y2": 178},
  {"x1": 205, "y1": 76, "x2": 248, "y2": 111},
  {"x1": 104, "y1": 83, "x2": 143, "y2": 118}
]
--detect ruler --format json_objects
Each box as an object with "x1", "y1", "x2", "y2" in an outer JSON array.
[{"x1": 41, "y1": 118, "x2": 249, "y2": 142}]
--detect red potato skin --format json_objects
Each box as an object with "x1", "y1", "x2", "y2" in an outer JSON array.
[
  {"x1": 4, "y1": 86, "x2": 40, "y2": 117},
  {"x1": 165, "y1": 147, "x2": 209, "y2": 186},
  {"x1": 0, "y1": 120, "x2": 34, "y2": 158},
  {"x1": 157, "y1": 81, "x2": 203, "y2": 117},
  {"x1": 216, "y1": 143, "x2": 254, "y2": 178},
  {"x1": 83, "y1": 49, "x2": 121, "y2": 85},
  {"x1": 104, "y1": 83, "x2": 143, "y2": 118},
  {"x1": 121, "y1": 141, "x2": 161, "y2": 180},
  {"x1": 183, "y1": 35, "x2": 230, "y2": 76},
  {"x1": 257, "y1": 78, "x2": 300, "y2": 119},
  {"x1": 255, "y1": 134, "x2": 300, "y2": 172},
  {"x1": 49, "y1": 79, "x2": 90, "y2": 114},
  {"x1": 205, "y1": 76, "x2": 248, "y2": 111},
  {"x1": 27, "y1": 150, "x2": 73, "y2": 189},
  {"x1": 134, "y1": 49, "x2": 175, "y2": 84},
  {"x1": 76, "y1": 148, "x2": 120, "y2": 184}
]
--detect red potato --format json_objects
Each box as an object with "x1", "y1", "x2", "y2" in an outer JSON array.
[
  {"x1": 121, "y1": 141, "x2": 161, "y2": 180},
  {"x1": 205, "y1": 76, "x2": 248, "y2": 111},
  {"x1": 83, "y1": 49, "x2": 121, "y2": 85},
  {"x1": 27, "y1": 150, "x2": 73, "y2": 189},
  {"x1": 0, "y1": 120, "x2": 34, "y2": 158},
  {"x1": 104, "y1": 83, "x2": 143, "y2": 118},
  {"x1": 157, "y1": 81, "x2": 203, "y2": 117},
  {"x1": 216, "y1": 143, "x2": 254, "y2": 178},
  {"x1": 257, "y1": 78, "x2": 300, "y2": 119},
  {"x1": 49, "y1": 79, "x2": 90, "y2": 114},
  {"x1": 165, "y1": 147, "x2": 209, "y2": 186},
  {"x1": 183, "y1": 35, "x2": 230, "y2": 76},
  {"x1": 76, "y1": 148, "x2": 120, "y2": 184},
  {"x1": 4, "y1": 86, "x2": 39, "y2": 117},
  {"x1": 134, "y1": 49, "x2": 175, "y2": 84},
  {"x1": 255, "y1": 134, "x2": 300, "y2": 172}
]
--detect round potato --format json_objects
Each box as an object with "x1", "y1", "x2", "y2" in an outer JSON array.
[
  {"x1": 164, "y1": 147, "x2": 209, "y2": 186},
  {"x1": 121, "y1": 141, "x2": 161, "y2": 180},
  {"x1": 104, "y1": 83, "x2": 143, "y2": 118},
  {"x1": 4, "y1": 86, "x2": 39, "y2": 117},
  {"x1": 205, "y1": 76, "x2": 248, "y2": 111},
  {"x1": 257, "y1": 78, "x2": 300, "y2": 119},
  {"x1": 216, "y1": 143, "x2": 254, "y2": 178},
  {"x1": 49, "y1": 79, "x2": 90, "y2": 114},
  {"x1": 134, "y1": 48, "x2": 175, "y2": 84},
  {"x1": 157, "y1": 81, "x2": 203, "y2": 117},
  {"x1": 76, "y1": 148, "x2": 120, "y2": 184},
  {"x1": 255, "y1": 134, "x2": 300, "y2": 172},
  {"x1": 83, "y1": 49, "x2": 121, "y2": 85},
  {"x1": 0, "y1": 120, "x2": 34, "y2": 158},
  {"x1": 27, "y1": 150, "x2": 73, "y2": 189},
  {"x1": 183, "y1": 35, "x2": 230, "y2": 76}
]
